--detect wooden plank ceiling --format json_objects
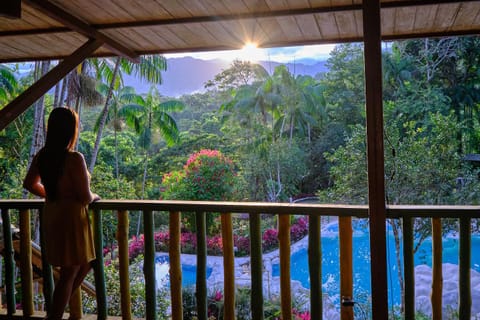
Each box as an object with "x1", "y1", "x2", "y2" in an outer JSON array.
[{"x1": 0, "y1": 0, "x2": 479, "y2": 63}]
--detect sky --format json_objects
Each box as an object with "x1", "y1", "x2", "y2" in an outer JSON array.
[{"x1": 165, "y1": 43, "x2": 336, "y2": 64}]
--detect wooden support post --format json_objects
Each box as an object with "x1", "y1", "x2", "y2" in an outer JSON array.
[
  {"x1": 169, "y1": 211, "x2": 183, "y2": 320},
  {"x1": 143, "y1": 210, "x2": 156, "y2": 320},
  {"x1": 431, "y1": 218, "x2": 442, "y2": 320},
  {"x1": 363, "y1": 1, "x2": 388, "y2": 319},
  {"x1": 403, "y1": 217, "x2": 415, "y2": 320},
  {"x1": 221, "y1": 212, "x2": 235, "y2": 319},
  {"x1": 249, "y1": 213, "x2": 264, "y2": 320},
  {"x1": 117, "y1": 210, "x2": 132, "y2": 319},
  {"x1": 339, "y1": 216, "x2": 353, "y2": 320},
  {"x1": 195, "y1": 211, "x2": 207, "y2": 320},
  {"x1": 308, "y1": 215, "x2": 322, "y2": 319},
  {"x1": 92, "y1": 209, "x2": 107, "y2": 320},
  {"x1": 459, "y1": 217, "x2": 471, "y2": 319},
  {"x1": 278, "y1": 214, "x2": 291, "y2": 320}
]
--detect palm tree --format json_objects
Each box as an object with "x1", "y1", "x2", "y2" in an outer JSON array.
[
  {"x1": 119, "y1": 85, "x2": 184, "y2": 199},
  {"x1": 0, "y1": 64, "x2": 18, "y2": 103},
  {"x1": 95, "y1": 85, "x2": 140, "y2": 183},
  {"x1": 88, "y1": 55, "x2": 167, "y2": 173}
]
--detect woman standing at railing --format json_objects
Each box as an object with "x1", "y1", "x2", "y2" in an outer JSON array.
[{"x1": 23, "y1": 107, "x2": 100, "y2": 320}]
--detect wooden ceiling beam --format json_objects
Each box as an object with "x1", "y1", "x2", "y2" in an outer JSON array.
[
  {"x1": 0, "y1": 39, "x2": 103, "y2": 131},
  {"x1": 22, "y1": 0, "x2": 140, "y2": 63}
]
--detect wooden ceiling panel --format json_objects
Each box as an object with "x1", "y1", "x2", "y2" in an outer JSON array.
[
  {"x1": 275, "y1": 16, "x2": 303, "y2": 41},
  {"x1": 216, "y1": 20, "x2": 250, "y2": 47},
  {"x1": 133, "y1": 27, "x2": 176, "y2": 51},
  {"x1": 241, "y1": 0, "x2": 272, "y2": 13},
  {"x1": 335, "y1": 11, "x2": 357, "y2": 37},
  {"x1": 55, "y1": 0, "x2": 117, "y2": 24},
  {"x1": 452, "y1": 2, "x2": 480, "y2": 29},
  {"x1": 296, "y1": 14, "x2": 322, "y2": 40},
  {"x1": 412, "y1": 5, "x2": 438, "y2": 33},
  {"x1": 354, "y1": 11, "x2": 363, "y2": 38},
  {"x1": 394, "y1": 7, "x2": 416, "y2": 34},
  {"x1": 434, "y1": 4, "x2": 460, "y2": 30},
  {"x1": 381, "y1": 8, "x2": 395, "y2": 35},
  {"x1": 315, "y1": 12, "x2": 341, "y2": 39},
  {"x1": 256, "y1": 17, "x2": 287, "y2": 46}
]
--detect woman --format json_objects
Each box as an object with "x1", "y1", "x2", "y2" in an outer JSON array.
[{"x1": 23, "y1": 107, "x2": 99, "y2": 319}]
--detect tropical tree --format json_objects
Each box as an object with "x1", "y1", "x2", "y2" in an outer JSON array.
[
  {"x1": 119, "y1": 86, "x2": 184, "y2": 199},
  {"x1": 0, "y1": 63, "x2": 18, "y2": 103},
  {"x1": 88, "y1": 55, "x2": 168, "y2": 173}
]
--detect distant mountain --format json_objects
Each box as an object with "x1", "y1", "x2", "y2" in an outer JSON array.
[{"x1": 124, "y1": 57, "x2": 328, "y2": 97}]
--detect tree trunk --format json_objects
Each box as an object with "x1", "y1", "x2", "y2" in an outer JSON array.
[
  {"x1": 53, "y1": 79, "x2": 61, "y2": 108},
  {"x1": 58, "y1": 74, "x2": 68, "y2": 108},
  {"x1": 89, "y1": 57, "x2": 121, "y2": 173},
  {"x1": 23, "y1": 61, "x2": 50, "y2": 198}
]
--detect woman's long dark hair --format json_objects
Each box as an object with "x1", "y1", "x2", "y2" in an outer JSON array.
[{"x1": 37, "y1": 107, "x2": 79, "y2": 200}]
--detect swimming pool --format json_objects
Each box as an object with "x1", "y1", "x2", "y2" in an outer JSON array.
[
  {"x1": 155, "y1": 255, "x2": 213, "y2": 288},
  {"x1": 272, "y1": 221, "x2": 480, "y2": 307}
]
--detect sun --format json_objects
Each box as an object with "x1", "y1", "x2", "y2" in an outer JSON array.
[{"x1": 237, "y1": 42, "x2": 266, "y2": 62}]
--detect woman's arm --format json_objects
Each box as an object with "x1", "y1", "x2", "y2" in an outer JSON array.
[
  {"x1": 70, "y1": 152, "x2": 100, "y2": 205},
  {"x1": 23, "y1": 155, "x2": 46, "y2": 198}
]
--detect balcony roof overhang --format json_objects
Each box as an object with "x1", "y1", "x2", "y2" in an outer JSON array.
[{"x1": 0, "y1": 0, "x2": 478, "y2": 64}]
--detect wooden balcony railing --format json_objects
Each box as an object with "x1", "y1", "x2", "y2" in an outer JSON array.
[{"x1": 0, "y1": 200, "x2": 478, "y2": 320}]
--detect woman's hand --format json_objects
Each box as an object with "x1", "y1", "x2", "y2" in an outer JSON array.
[{"x1": 91, "y1": 193, "x2": 101, "y2": 203}]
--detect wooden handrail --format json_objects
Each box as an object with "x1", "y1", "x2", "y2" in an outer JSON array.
[{"x1": 1, "y1": 200, "x2": 480, "y2": 320}]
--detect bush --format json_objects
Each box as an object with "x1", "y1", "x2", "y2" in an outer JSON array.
[{"x1": 127, "y1": 216, "x2": 309, "y2": 260}]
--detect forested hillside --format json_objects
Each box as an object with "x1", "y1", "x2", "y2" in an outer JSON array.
[{"x1": 2, "y1": 37, "x2": 480, "y2": 207}]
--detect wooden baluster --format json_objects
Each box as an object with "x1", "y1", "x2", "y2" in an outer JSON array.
[
  {"x1": 431, "y1": 218, "x2": 442, "y2": 320},
  {"x1": 339, "y1": 216, "x2": 353, "y2": 320},
  {"x1": 143, "y1": 210, "x2": 156, "y2": 320},
  {"x1": 459, "y1": 217, "x2": 471, "y2": 319},
  {"x1": 1, "y1": 208, "x2": 16, "y2": 315},
  {"x1": 19, "y1": 209, "x2": 34, "y2": 316},
  {"x1": 278, "y1": 214, "x2": 291, "y2": 320},
  {"x1": 308, "y1": 215, "x2": 322, "y2": 319},
  {"x1": 196, "y1": 211, "x2": 207, "y2": 320},
  {"x1": 169, "y1": 211, "x2": 183, "y2": 320},
  {"x1": 403, "y1": 217, "x2": 415, "y2": 320},
  {"x1": 250, "y1": 213, "x2": 264, "y2": 320},
  {"x1": 92, "y1": 208, "x2": 107, "y2": 320},
  {"x1": 117, "y1": 210, "x2": 132, "y2": 319},
  {"x1": 221, "y1": 212, "x2": 235, "y2": 319}
]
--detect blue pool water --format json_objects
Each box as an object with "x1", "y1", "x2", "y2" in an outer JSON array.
[
  {"x1": 155, "y1": 255, "x2": 213, "y2": 287},
  {"x1": 272, "y1": 221, "x2": 480, "y2": 307}
]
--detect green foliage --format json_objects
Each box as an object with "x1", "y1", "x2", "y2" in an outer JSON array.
[{"x1": 82, "y1": 255, "x2": 170, "y2": 318}]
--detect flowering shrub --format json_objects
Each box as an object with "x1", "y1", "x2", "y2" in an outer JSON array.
[
  {"x1": 161, "y1": 149, "x2": 236, "y2": 201},
  {"x1": 290, "y1": 216, "x2": 308, "y2": 242},
  {"x1": 293, "y1": 309, "x2": 311, "y2": 320},
  {"x1": 262, "y1": 228, "x2": 279, "y2": 252},
  {"x1": 126, "y1": 215, "x2": 309, "y2": 260},
  {"x1": 160, "y1": 149, "x2": 238, "y2": 235}
]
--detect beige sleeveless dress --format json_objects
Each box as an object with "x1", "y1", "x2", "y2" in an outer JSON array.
[{"x1": 41, "y1": 152, "x2": 95, "y2": 267}]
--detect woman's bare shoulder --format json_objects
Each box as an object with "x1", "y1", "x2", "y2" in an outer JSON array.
[{"x1": 66, "y1": 151, "x2": 87, "y2": 165}]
